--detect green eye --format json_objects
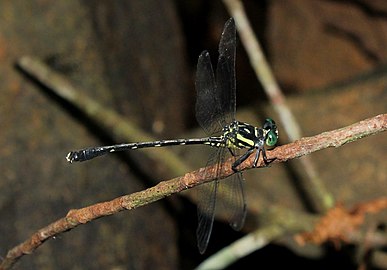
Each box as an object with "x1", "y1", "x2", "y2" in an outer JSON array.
[
  {"x1": 265, "y1": 130, "x2": 278, "y2": 147},
  {"x1": 263, "y1": 118, "x2": 275, "y2": 129}
]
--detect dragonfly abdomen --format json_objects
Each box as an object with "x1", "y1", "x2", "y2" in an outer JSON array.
[{"x1": 66, "y1": 137, "x2": 226, "y2": 163}]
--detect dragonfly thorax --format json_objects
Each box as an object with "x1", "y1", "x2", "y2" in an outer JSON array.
[{"x1": 223, "y1": 121, "x2": 265, "y2": 150}]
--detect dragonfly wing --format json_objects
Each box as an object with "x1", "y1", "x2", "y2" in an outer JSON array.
[
  {"x1": 216, "y1": 18, "x2": 236, "y2": 125},
  {"x1": 196, "y1": 180, "x2": 218, "y2": 254},
  {"x1": 218, "y1": 147, "x2": 247, "y2": 231},
  {"x1": 196, "y1": 147, "x2": 225, "y2": 254},
  {"x1": 195, "y1": 51, "x2": 223, "y2": 135},
  {"x1": 195, "y1": 18, "x2": 240, "y2": 254},
  {"x1": 222, "y1": 172, "x2": 246, "y2": 230}
]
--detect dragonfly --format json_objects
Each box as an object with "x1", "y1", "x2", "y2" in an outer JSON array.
[{"x1": 66, "y1": 18, "x2": 278, "y2": 254}]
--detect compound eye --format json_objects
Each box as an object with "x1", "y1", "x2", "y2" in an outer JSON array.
[
  {"x1": 263, "y1": 118, "x2": 276, "y2": 130},
  {"x1": 265, "y1": 130, "x2": 278, "y2": 147}
]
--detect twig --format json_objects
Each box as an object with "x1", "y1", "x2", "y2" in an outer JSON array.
[
  {"x1": 1, "y1": 113, "x2": 385, "y2": 270},
  {"x1": 295, "y1": 198, "x2": 387, "y2": 245},
  {"x1": 196, "y1": 224, "x2": 288, "y2": 270},
  {"x1": 196, "y1": 206, "x2": 316, "y2": 270},
  {"x1": 223, "y1": 0, "x2": 334, "y2": 212}
]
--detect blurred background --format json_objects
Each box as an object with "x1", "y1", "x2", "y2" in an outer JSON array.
[{"x1": 0, "y1": 1, "x2": 386, "y2": 269}]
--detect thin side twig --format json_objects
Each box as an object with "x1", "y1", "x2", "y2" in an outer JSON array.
[
  {"x1": 196, "y1": 224, "x2": 287, "y2": 270},
  {"x1": 196, "y1": 204, "x2": 316, "y2": 270},
  {"x1": 1, "y1": 113, "x2": 385, "y2": 270}
]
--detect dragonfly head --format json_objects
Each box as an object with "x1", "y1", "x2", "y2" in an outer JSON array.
[{"x1": 263, "y1": 118, "x2": 278, "y2": 148}]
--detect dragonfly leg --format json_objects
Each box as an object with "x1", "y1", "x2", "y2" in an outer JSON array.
[
  {"x1": 261, "y1": 147, "x2": 276, "y2": 165},
  {"x1": 252, "y1": 147, "x2": 261, "y2": 167},
  {"x1": 232, "y1": 147, "x2": 255, "y2": 172}
]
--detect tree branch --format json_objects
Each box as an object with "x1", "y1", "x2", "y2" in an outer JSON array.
[{"x1": 1, "y1": 113, "x2": 385, "y2": 269}]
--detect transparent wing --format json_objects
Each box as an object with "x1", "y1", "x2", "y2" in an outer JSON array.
[
  {"x1": 195, "y1": 18, "x2": 237, "y2": 134},
  {"x1": 195, "y1": 51, "x2": 223, "y2": 135},
  {"x1": 195, "y1": 18, "x2": 240, "y2": 254},
  {"x1": 219, "y1": 171, "x2": 246, "y2": 230},
  {"x1": 196, "y1": 147, "x2": 224, "y2": 254},
  {"x1": 196, "y1": 181, "x2": 217, "y2": 254},
  {"x1": 216, "y1": 18, "x2": 244, "y2": 229},
  {"x1": 216, "y1": 18, "x2": 236, "y2": 125}
]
